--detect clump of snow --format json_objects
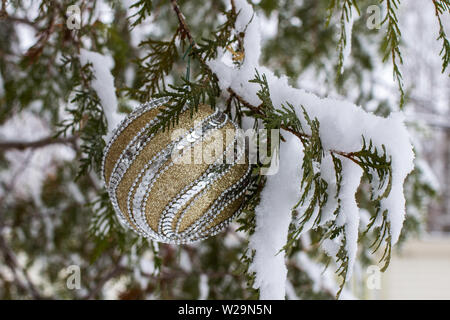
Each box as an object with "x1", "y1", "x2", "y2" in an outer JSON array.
[
  {"x1": 179, "y1": 250, "x2": 193, "y2": 272},
  {"x1": 0, "y1": 71, "x2": 4, "y2": 97},
  {"x1": 333, "y1": 158, "x2": 363, "y2": 280},
  {"x1": 103, "y1": 275, "x2": 128, "y2": 300},
  {"x1": 285, "y1": 280, "x2": 299, "y2": 300},
  {"x1": 198, "y1": 274, "x2": 209, "y2": 300},
  {"x1": 79, "y1": 49, "x2": 123, "y2": 141},
  {"x1": 208, "y1": 0, "x2": 414, "y2": 299},
  {"x1": 248, "y1": 133, "x2": 303, "y2": 299}
]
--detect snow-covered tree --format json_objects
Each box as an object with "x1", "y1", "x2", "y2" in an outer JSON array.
[{"x1": 0, "y1": 0, "x2": 445, "y2": 299}]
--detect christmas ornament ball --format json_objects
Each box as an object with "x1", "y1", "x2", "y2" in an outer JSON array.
[{"x1": 102, "y1": 98, "x2": 251, "y2": 244}]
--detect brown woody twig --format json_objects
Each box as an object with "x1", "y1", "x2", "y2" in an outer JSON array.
[{"x1": 0, "y1": 136, "x2": 77, "y2": 151}]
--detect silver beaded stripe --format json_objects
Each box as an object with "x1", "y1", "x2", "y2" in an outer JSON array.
[
  {"x1": 178, "y1": 164, "x2": 252, "y2": 242},
  {"x1": 107, "y1": 114, "x2": 162, "y2": 232},
  {"x1": 166, "y1": 160, "x2": 239, "y2": 238},
  {"x1": 163, "y1": 166, "x2": 253, "y2": 245},
  {"x1": 193, "y1": 190, "x2": 250, "y2": 242},
  {"x1": 106, "y1": 99, "x2": 185, "y2": 236},
  {"x1": 168, "y1": 124, "x2": 246, "y2": 239},
  {"x1": 101, "y1": 97, "x2": 169, "y2": 186},
  {"x1": 157, "y1": 112, "x2": 236, "y2": 235},
  {"x1": 159, "y1": 129, "x2": 248, "y2": 243},
  {"x1": 162, "y1": 121, "x2": 245, "y2": 239},
  {"x1": 128, "y1": 112, "x2": 225, "y2": 239},
  {"x1": 157, "y1": 113, "x2": 232, "y2": 237},
  {"x1": 104, "y1": 98, "x2": 170, "y2": 232},
  {"x1": 128, "y1": 148, "x2": 173, "y2": 239},
  {"x1": 124, "y1": 105, "x2": 211, "y2": 238},
  {"x1": 124, "y1": 110, "x2": 219, "y2": 238},
  {"x1": 102, "y1": 98, "x2": 167, "y2": 186},
  {"x1": 107, "y1": 101, "x2": 185, "y2": 233},
  {"x1": 104, "y1": 98, "x2": 167, "y2": 187},
  {"x1": 134, "y1": 112, "x2": 228, "y2": 240},
  {"x1": 182, "y1": 189, "x2": 250, "y2": 244},
  {"x1": 159, "y1": 136, "x2": 240, "y2": 238},
  {"x1": 131, "y1": 111, "x2": 228, "y2": 240},
  {"x1": 168, "y1": 208, "x2": 245, "y2": 245}
]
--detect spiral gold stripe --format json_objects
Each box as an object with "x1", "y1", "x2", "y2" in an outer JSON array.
[
  {"x1": 176, "y1": 162, "x2": 248, "y2": 233},
  {"x1": 143, "y1": 121, "x2": 235, "y2": 232},
  {"x1": 116, "y1": 105, "x2": 213, "y2": 230},
  {"x1": 207, "y1": 194, "x2": 245, "y2": 229},
  {"x1": 104, "y1": 108, "x2": 161, "y2": 185}
]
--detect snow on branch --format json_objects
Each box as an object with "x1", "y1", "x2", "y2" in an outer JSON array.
[
  {"x1": 79, "y1": 49, "x2": 123, "y2": 140},
  {"x1": 207, "y1": 0, "x2": 414, "y2": 299}
]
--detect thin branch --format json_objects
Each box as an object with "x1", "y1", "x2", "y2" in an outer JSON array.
[
  {"x1": 0, "y1": 14, "x2": 40, "y2": 30},
  {"x1": 0, "y1": 136, "x2": 77, "y2": 151},
  {"x1": 22, "y1": 9, "x2": 58, "y2": 64},
  {"x1": 230, "y1": 0, "x2": 237, "y2": 13},
  {"x1": 170, "y1": 0, "x2": 195, "y2": 46},
  {"x1": 0, "y1": 2, "x2": 40, "y2": 30},
  {"x1": 227, "y1": 88, "x2": 263, "y2": 112},
  {"x1": 227, "y1": 87, "x2": 359, "y2": 162}
]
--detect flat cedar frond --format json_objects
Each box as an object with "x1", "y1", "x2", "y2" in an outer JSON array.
[
  {"x1": 57, "y1": 56, "x2": 108, "y2": 179},
  {"x1": 364, "y1": 209, "x2": 392, "y2": 271},
  {"x1": 151, "y1": 77, "x2": 219, "y2": 133},
  {"x1": 129, "y1": 0, "x2": 153, "y2": 28},
  {"x1": 329, "y1": 0, "x2": 405, "y2": 105},
  {"x1": 136, "y1": 31, "x2": 180, "y2": 101},
  {"x1": 336, "y1": 0, "x2": 360, "y2": 74},
  {"x1": 88, "y1": 191, "x2": 120, "y2": 240},
  {"x1": 381, "y1": 0, "x2": 405, "y2": 107},
  {"x1": 196, "y1": 7, "x2": 238, "y2": 61},
  {"x1": 249, "y1": 70, "x2": 273, "y2": 109}
]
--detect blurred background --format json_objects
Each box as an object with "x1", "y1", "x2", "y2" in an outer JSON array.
[{"x1": 0, "y1": 0, "x2": 449, "y2": 299}]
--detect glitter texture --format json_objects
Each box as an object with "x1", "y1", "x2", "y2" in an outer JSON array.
[{"x1": 102, "y1": 100, "x2": 251, "y2": 244}]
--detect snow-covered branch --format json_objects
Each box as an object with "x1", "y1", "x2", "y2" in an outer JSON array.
[
  {"x1": 79, "y1": 49, "x2": 123, "y2": 141},
  {"x1": 206, "y1": 0, "x2": 414, "y2": 299}
]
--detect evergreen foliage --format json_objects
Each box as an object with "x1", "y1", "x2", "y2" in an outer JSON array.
[{"x1": 0, "y1": 0, "x2": 442, "y2": 299}]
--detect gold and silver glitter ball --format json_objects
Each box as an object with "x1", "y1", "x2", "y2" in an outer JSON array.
[{"x1": 101, "y1": 98, "x2": 251, "y2": 244}]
